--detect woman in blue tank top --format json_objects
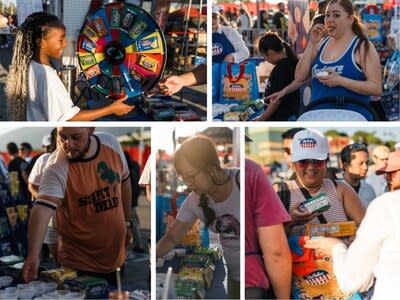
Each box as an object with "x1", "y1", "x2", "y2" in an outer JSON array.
[{"x1": 295, "y1": 0, "x2": 382, "y2": 117}]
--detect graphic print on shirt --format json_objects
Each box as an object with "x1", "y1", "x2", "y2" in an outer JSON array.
[
  {"x1": 213, "y1": 42, "x2": 223, "y2": 56},
  {"x1": 213, "y1": 214, "x2": 240, "y2": 239},
  {"x1": 77, "y1": 161, "x2": 121, "y2": 213}
]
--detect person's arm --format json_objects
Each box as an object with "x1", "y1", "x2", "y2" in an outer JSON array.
[
  {"x1": 145, "y1": 185, "x2": 151, "y2": 202},
  {"x1": 305, "y1": 196, "x2": 386, "y2": 293},
  {"x1": 295, "y1": 24, "x2": 325, "y2": 82},
  {"x1": 22, "y1": 196, "x2": 60, "y2": 282},
  {"x1": 338, "y1": 181, "x2": 366, "y2": 226},
  {"x1": 121, "y1": 178, "x2": 132, "y2": 220},
  {"x1": 156, "y1": 219, "x2": 193, "y2": 258},
  {"x1": 256, "y1": 99, "x2": 281, "y2": 121},
  {"x1": 157, "y1": 64, "x2": 206, "y2": 96},
  {"x1": 121, "y1": 178, "x2": 133, "y2": 247},
  {"x1": 319, "y1": 40, "x2": 382, "y2": 96},
  {"x1": 266, "y1": 78, "x2": 310, "y2": 104},
  {"x1": 68, "y1": 96, "x2": 133, "y2": 121},
  {"x1": 28, "y1": 183, "x2": 39, "y2": 199},
  {"x1": 223, "y1": 27, "x2": 250, "y2": 63},
  {"x1": 258, "y1": 224, "x2": 292, "y2": 299}
]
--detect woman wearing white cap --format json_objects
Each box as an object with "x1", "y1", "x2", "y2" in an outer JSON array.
[
  {"x1": 305, "y1": 151, "x2": 400, "y2": 299},
  {"x1": 280, "y1": 129, "x2": 365, "y2": 237}
]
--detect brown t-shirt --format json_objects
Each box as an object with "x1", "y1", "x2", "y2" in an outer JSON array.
[{"x1": 38, "y1": 133, "x2": 129, "y2": 273}]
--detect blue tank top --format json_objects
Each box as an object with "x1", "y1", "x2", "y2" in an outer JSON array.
[
  {"x1": 311, "y1": 36, "x2": 370, "y2": 103},
  {"x1": 212, "y1": 30, "x2": 235, "y2": 64}
]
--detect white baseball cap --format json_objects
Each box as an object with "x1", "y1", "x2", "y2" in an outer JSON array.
[
  {"x1": 291, "y1": 129, "x2": 329, "y2": 162},
  {"x1": 42, "y1": 134, "x2": 52, "y2": 147}
]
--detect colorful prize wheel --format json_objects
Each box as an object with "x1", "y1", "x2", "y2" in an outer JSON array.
[{"x1": 77, "y1": 2, "x2": 167, "y2": 99}]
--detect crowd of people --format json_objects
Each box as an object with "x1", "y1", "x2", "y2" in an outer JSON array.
[{"x1": 246, "y1": 127, "x2": 400, "y2": 299}]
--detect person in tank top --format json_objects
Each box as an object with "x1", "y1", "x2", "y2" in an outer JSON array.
[
  {"x1": 295, "y1": 0, "x2": 382, "y2": 117},
  {"x1": 277, "y1": 129, "x2": 366, "y2": 237}
]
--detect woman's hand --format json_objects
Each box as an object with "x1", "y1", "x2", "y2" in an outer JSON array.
[
  {"x1": 266, "y1": 90, "x2": 285, "y2": 104},
  {"x1": 309, "y1": 24, "x2": 326, "y2": 46},
  {"x1": 289, "y1": 201, "x2": 321, "y2": 226},
  {"x1": 304, "y1": 237, "x2": 344, "y2": 257},
  {"x1": 109, "y1": 95, "x2": 134, "y2": 116},
  {"x1": 223, "y1": 54, "x2": 235, "y2": 63},
  {"x1": 317, "y1": 69, "x2": 343, "y2": 87}
]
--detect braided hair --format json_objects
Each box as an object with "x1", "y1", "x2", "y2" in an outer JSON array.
[
  {"x1": 174, "y1": 135, "x2": 230, "y2": 227},
  {"x1": 6, "y1": 12, "x2": 65, "y2": 121}
]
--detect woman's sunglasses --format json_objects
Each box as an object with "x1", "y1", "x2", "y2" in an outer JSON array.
[{"x1": 295, "y1": 159, "x2": 326, "y2": 168}]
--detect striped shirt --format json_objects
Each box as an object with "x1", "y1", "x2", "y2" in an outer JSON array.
[{"x1": 287, "y1": 179, "x2": 349, "y2": 237}]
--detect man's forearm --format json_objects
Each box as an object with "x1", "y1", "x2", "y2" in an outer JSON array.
[
  {"x1": 27, "y1": 205, "x2": 54, "y2": 258},
  {"x1": 121, "y1": 179, "x2": 132, "y2": 220},
  {"x1": 264, "y1": 254, "x2": 292, "y2": 299}
]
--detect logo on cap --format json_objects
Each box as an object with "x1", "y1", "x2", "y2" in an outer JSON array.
[{"x1": 300, "y1": 138, "x2": 317, "y2": 148}]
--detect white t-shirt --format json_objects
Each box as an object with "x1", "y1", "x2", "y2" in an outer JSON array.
[
  {"x1": 177, "y1": 168, "x2": 240, "y2": 280},
  {"x1": 28, "y1": 153, "x2": 51, "y2": 185},
  {"x1": 332, "y1": 190, "x2": 400, "y2": 299},
  {"x1": 27, "y1": 60, "x2": 80, "y2": 121},
  {"x1": 216, "y1": 26, "x2": 250, "y2": 63},
  {"x1": 139, "y1": 157, "x2": 151, "y2": 186}
]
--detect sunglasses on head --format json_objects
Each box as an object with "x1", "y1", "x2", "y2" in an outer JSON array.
[
  {"x1": 347, "y1": 143, "x2": 368, "y2": 152},
  {"x1": 296, "y1": 159, "x2": 326, "y2": 168}
]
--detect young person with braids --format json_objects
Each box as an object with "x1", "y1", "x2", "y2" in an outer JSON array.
[
  {"x1": 256, "y1": 32, "x2": 300, "y2": 121},
  {"x1": 295, "y1": 0, "x2": 382, "y2": 118},
  {"x1": 156, "y1": 136, "x2": 240, "y2": 299},
  {"x1": 6, "y1": 12, "x2": 133, "y2": 121}
]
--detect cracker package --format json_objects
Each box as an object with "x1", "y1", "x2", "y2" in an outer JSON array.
[
  {"x1": 290, "y1": 224, "x2": 362, "y2": 300},
  {"x1": 219, "y1": 61, "x2": 258, "y2": 101}
]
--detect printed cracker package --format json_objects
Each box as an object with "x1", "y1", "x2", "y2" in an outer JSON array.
[
  {"x1": 40, "y1": 267, "x2": 78, "y2": 288},
  {"x1": 305, "y1": 221, "x2": 357, "y2": 238},
  {"x1": 64, "y1": 275, "x2": 108, "y2": 299},
  {"x1": 290, "y1": 232, "x2": 362, "y2": 299}
]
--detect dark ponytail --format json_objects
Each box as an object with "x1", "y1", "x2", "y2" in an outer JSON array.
[
  {"x1": 282, "y1": 41, "x2": 298, "y2": 64},
  {"x1": 199, "y1": 194, "x2": 216, "y2": 227},
  {"x1": 257, "y1": 32, "x2": 298, "y2": 64},
  {"x1": 352, "y1": 15, "x2": 370, "y2": 55}
]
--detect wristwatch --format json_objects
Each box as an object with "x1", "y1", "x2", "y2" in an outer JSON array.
[{"x1": 125, "y1": 219, "x2": 133, "y2": 228}]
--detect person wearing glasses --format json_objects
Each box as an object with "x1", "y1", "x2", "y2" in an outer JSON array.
[
  {"x1": 339, "y1": 144, "x2": 376, "y2": 208},
  {"x1": 280, "y1": 129, "x2": 365, "y2": 237},
  {"x1": 156, "y1": 136, "x2": 240, "y2": 299},
  {"x1": 366, "y1": 145, "x2": 390, "y2": 197},
  {"x1": 305, "y1": 151, "x2": 400, "y2": 299}
]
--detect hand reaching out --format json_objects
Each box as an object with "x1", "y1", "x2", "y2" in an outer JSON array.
[
  {"x1": 158, "y1": 76, "x2": 184, "y2": 96},
  {"x1": 109, "y1": 95, "x2": 134, "y2": 116}
]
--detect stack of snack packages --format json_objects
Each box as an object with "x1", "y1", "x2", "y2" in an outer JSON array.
[{"x1": 174, "y1": 247, "x2": 222, "y2": 299}]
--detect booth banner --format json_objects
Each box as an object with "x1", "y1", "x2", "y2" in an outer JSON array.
[
  {"x1": 288, "y1": 0, "x2": 311, "y2": 56},
  {"x1": 212, "y1": 63, "x2": 220, "y2": 103},
  {"x1": 219, "y1": 61, "x2": 259, "y2": 101}
]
